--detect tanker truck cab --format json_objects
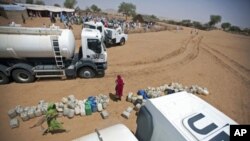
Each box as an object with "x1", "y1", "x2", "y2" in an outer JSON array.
[{"x1": 76, "y1": 28, "x2": 107, "y2": 78}]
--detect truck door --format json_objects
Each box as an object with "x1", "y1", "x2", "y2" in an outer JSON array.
[{"x1": 86, "y1": 39, "x2": 104, "y2": 62}]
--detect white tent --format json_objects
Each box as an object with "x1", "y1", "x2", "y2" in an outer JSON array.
[
  {"x1": 0, "y1": 4, "x2": 26, "y2": 11},
  {"x1": 16, "y1": 3, "x2": 74, "y2": 13}
]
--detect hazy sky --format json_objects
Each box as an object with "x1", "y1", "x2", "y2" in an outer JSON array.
[{"x1": 43, "y1": 0, "x2": 250, "y2": 28}]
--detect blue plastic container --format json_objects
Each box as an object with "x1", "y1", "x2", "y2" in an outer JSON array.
[
  {"x1": 91, "y1": 102, "x2": 97, "y2": 112},
  {"x1": 137, "y1": 90, "x2": 149, "y2": 99},
  {"x1": 88, "y1": 96, "x2": 97, "y2": 112}
]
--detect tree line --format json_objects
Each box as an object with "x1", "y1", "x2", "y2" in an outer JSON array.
[{"x1": 162, "y1": 15, "x2": 249, "y2": 35}]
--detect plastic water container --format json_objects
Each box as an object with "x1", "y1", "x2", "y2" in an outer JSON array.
[
  {"x1": 137, "y1": 90, "x2": 149, "y2": 99},
  {"x1": 97, "y1": 103, "x2": 103, "y2": 112},
  {"x1": 91, "y1": 102, "x2": 97, "y2": 112},
  {"x1": 88, "y1": 96, "x2": 96, "y2": 103},
  {"x1": 85, "y1": 102, "x2": 92, "y2": 116}
]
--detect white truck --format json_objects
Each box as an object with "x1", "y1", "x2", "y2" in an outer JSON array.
[
  {"x1": 83, "y1": 21, "x2": 128, "y2": 46},
  {"x1": 0, "y1": 26, "x2": 107, "y2": 84},
  {"x1": 104, "y1": 27, "x2": 128, "y2": 46},
  {"x1": 83, "y1": 21, "x2": 105, "y2": 41},
  {"x1": 74, "y1": 92, "x2": 237, "y2": 141}
]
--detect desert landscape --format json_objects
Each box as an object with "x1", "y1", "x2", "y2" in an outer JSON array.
[{"x1": 0, "y1": 17, "x2": 249, "y2": 141}]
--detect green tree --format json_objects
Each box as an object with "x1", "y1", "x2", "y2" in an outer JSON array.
[
  {"x1": 54, "y1": 3, "x2": 61, "y2": 7},
  {"x1": 181, "y1": 19, "x2": 192, "y2": 27},
  {"x1": 118, "y1": 2, "x2": 136, "y2": 20},
  {"x1": 64, "y1": 0, "x2": 77, "y2": 9},
  {"x1": 26, "y1": 0, "x2": 33, "y2": 4},
  {"x1": 221, "y1": 22, "x2": 231, "y2": 31},
  {"x1": 203, "y1": 23, "x2": 210, "y2": 30},
  {"x1": 229, "y1": 26, "x2": 241, "y2": 32},
  {"x1": 150, "y1": 15, "x2": 159, "y2": 21},
  {"x1": 35, "y1": 0, "x2": 45, "y2": 5},
  {"x1": 192, "y1": 21, "x2": 203, "y2": 29},
  {"x1": 85, "y1": 7, "x2": 92, "y2": 13},
  {"x1": 75, "y1": 6, "x2": 81, "y2": 12},
  {"x1": 90, "y1": 4, "x2": 101, "y2": 13},
  {"x1": 209, "y1": 15, "x2": 222, "y2": 27},
  {"x1": 243, "y1": 28, "x2": 250, "y2": 35}
]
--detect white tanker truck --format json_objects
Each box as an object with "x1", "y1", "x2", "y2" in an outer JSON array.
[{"x1": 0, "y1": 26, "x2": 107, "y2": 84}]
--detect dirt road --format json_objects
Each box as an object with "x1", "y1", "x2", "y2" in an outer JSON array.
[{"x1": 0, "y1": 19, "x2": 249, "y2": 140}]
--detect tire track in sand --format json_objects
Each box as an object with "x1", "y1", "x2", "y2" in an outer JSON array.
[
  {"x1": 106, "y1": 35, "x2": 202, "y2": 77},
  {"x1": 201, "y1": 44, "x2": 250, "y2": 84},
  {"x1": 203, "y1": 43, "x2": 250, "y2": 73},
  {"x1": 110, "y1": 35, "x2": 195, "y2": 67},
  {"x1": 172, "y1": 35, "x2": 203, "y2": 66}
]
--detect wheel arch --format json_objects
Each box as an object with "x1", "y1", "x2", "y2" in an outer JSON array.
[
  {"x1": 120, "y1": 37, "x2": 126, "y2": 45},
  {"x1": 9, "y1": 63, "x2": 34, "y2": 76},
  {"x1": 76, "y1": 61, "x2": 97, "y2": 75},
  {"x1": 0, "y1": 64, "x2": 9, "y2": 76}
]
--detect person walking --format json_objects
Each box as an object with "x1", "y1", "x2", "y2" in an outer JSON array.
[{"x1": 115, "y1": 75, "x2": 124, "y2": 101}]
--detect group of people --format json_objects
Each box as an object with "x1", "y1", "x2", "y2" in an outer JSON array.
[
  {"x1": 190, "y1": 28, "x2": 199, "y2": 35},
  {"x1": 45, "y1": 11, "x2": 157, "y2": 33}
]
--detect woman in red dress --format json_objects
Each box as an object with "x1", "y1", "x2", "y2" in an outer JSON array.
[{"x1": 115, "y1": 75, "x2": 124, "y2": 101}]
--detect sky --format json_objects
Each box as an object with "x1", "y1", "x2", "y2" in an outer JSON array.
[{"x1": 42, "y1": 0, "x2": 250, "y2": 28}]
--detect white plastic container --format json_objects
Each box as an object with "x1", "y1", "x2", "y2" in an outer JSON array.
[{"x1": 97, "y1": 103, "x2": 103, "y2": 112}]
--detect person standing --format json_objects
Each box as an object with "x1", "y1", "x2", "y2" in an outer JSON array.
[{"x1": 115, "y1": 75, "x2": 124, "y2": 101}]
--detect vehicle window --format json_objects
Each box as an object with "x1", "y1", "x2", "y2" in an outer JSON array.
[
  {"x1": 87, "y1": 39, "x2": 102, "y2": 53},
  {"x1": 135, "y1": 106, "x2": 153, "y2": 141},
  {"x1": 106, "y1": 30, "x2": 112, "y2": 38},
  {"x1": 84, "y1": 24, "x2": 96, "y2": 29},
  {"x1": 97, "y1": 26, "x2": 102, "y2": 33},
  {"x1": 102, "y1": 42, "x2": 106, "y2": 51}
]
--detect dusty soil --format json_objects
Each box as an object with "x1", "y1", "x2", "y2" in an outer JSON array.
[{"x1": 0, "y1": 18, "x2": 249, "y2": 141}]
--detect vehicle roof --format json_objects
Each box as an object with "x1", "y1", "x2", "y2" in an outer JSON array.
[
  {"x1": 146, "y1": 91, "x2": 237, "y2": 140},
  {"x1": 81, "y1": 28, "x2": 101, "y2": 39},
  {"x1": 84, "y1": 21, "x2": 104, "y2": 27}
]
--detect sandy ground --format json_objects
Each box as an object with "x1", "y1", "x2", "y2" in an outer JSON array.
[{"x1": 0, "y1": 18, "x2": 250, "y2": 141}]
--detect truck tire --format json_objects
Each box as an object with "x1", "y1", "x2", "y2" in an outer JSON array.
[
  {"x1": 120, "y1": 38, "x2": 125, "y2": 46},
  {"x1": 12, "y1": 69, "x2": 35, "y2": 83},
  {"x1": 0, "y1": 72, "x2": 9, "y2": 84},
  {"x1": 78, "y1": 67, "x2": 96, "y2": 78}
]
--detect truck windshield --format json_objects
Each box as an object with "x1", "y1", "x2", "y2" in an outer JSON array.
[
  {"x1": 84, "y1": 24, "x2": 96, "y2": 29},
  {"x1": 87, "y1": 39, "x2": 102, "y2": 54},
  {"x1": 97, "y1": 26, "x2": 102, "y2": 33},
  {"x1": 106, "y1": 29, "x2": 112, "y2": 39}
]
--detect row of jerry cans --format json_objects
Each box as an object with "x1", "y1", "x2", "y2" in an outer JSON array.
[{"x1": 85, "y1": 97, "x2": 103, "y2": 115}]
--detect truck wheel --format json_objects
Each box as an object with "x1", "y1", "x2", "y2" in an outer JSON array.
[
  {"x1": 78, "y1": 67, "x2": 96, "y2": 78},
  {"x1": 12, "y1": 69, "x2": 35, "y2": 83},
  {"x1": 120, "y1": 38, "x2": 125, "y2": 46},
  {"x1": 0, "y1": 72, "x2": 9, "y2": 84}
]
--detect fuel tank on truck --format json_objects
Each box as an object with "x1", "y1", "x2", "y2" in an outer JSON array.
[{"x1": 0, "y1": 26, "x2": 75, "y2": 59}]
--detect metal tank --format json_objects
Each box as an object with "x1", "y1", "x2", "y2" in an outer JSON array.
[{"x1": 0, "y1": 26, "x2": 75, "y2": 59}]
